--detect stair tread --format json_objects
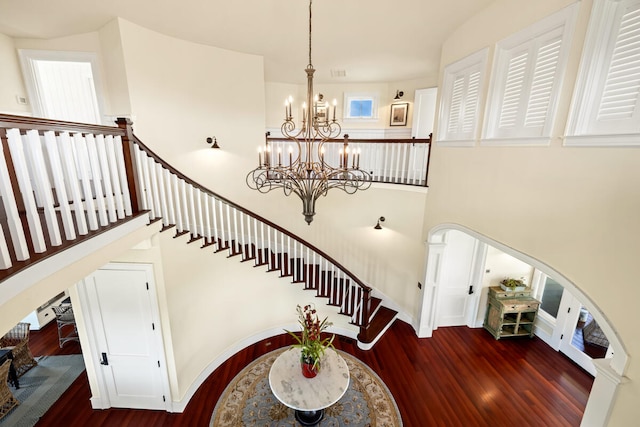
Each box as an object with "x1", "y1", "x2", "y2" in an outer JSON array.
[{"x1": 358, "y1": 306, "x2": 397, "y2": 344}]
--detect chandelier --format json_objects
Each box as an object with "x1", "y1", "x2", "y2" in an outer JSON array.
[{"x1": 246, "y1": 0, "x2": 371, "y2": 225}]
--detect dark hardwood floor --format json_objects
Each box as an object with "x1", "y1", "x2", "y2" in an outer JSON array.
[{"x1": 26, "y1": 319, "x2": 593, "y2": 426}]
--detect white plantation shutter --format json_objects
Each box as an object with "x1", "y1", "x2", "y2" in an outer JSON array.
[
  {"x1": 438, "y1": 49, "x2": 487, "y2": 144},
  {"x1": 566, "y1": 0, "x2": 640, "y2": 145},
  {"x1": 463, "y1": 71, "x2": 481, "y2": 133},
  {"x1": 447, "y1": 76, "x2": 465, "y2": 134},
  {"x1": 483, "y1": 5, "x2": 577, "y2": 144},
  {"x1": 525, "y1": 37, "x2": 562, "y2": 128},
  {"x1": 498, "y1": 50, "x2": 528, "y2": 130},
  {"x1": 596, "y1": 4, "x2": 640, "y2": 124}
]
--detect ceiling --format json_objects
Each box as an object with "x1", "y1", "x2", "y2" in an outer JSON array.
[{"x1": 0, "y1": 0, "x2": 495, "y2": 84}]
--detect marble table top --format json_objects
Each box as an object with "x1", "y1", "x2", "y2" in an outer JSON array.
[{"x1": 268, "y1": 347, "x2": 350, "y2": 412}]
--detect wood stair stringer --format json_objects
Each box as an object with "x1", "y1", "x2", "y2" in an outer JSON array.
[{"x1": 357, "y1": 305, "x2": 398, "y2": 350}]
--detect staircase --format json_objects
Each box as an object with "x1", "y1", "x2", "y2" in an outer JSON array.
[{"x1": 0, "y1": 115, "x2": 427, "y2": 348}]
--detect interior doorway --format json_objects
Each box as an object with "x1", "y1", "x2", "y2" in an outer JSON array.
[
  {"x1": 419, "y1": 223, "x2": 627, "y2": 427},
  {"x1": 77, "y1": 263, "x2": 171, "y2": 411}
]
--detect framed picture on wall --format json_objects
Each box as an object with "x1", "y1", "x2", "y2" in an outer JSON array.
[
  {"x1": 390, "y1": 102, "x2": 409, "y2": 126},
  {"x1": 316, "y1": 105, "x2": 328, "y2": 123}
]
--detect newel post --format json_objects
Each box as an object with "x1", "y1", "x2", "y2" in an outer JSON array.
[
  {"x1": 116, "y1": 118, "x2": 140, "y2": 214},
  {"x1": 361, "y1": 287, "x2": 371, "y2": 332}
]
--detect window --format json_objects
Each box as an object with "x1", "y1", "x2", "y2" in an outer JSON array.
[
  {"x1": 438, "y1": 48, "x2": 488, "y2": 145},
  {"x1": 343, "y1": 93, "x2": 378, "y2": 120},
  {"x1": 565, "y1": 0, "x2": 640, "y2": 146},
  {"x1": 19, "y1": 50, "x2": 105, "y2": 124},
  {"x1": 482, "y1": 5, "x2": 578, "y2": 145}
]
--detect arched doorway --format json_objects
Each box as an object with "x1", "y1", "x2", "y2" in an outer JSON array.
[{"x1": 417, "y1": 223, "x2": 628, "y2": 427}]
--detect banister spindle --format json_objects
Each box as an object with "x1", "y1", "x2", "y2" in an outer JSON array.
[
  {"x1": 104, "y1": 135, "x2": 126, "y2": 219},
  {"x1": 25, "y1": 130, "x2": 62, "y2": 246},
  {"x1": 85, "y1": 133, "x2": 109, "y2": 227},
  {"x1": 0, "y1": 129, "x2": 29, "y2": 261},
  {"x1": 7, "y1": 128, "x2": 47, "y2": 253},
  {"x1": 94, "y1": 134, "x2": 118, "y2": 223}
]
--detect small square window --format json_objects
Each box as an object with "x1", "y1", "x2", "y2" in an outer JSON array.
[{"x1": 344, "y1": 93, "x2": 379, "y2": 120}]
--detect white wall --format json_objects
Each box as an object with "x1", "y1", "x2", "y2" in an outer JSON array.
[
  {"x1": 426, "y1": 0, "x2": 639, "y2": 424},
  {"x1": 0, "y1": 33, "x2": 30, "y2": 115},
  {"x1": 482, "y1": 246, "x2": 534, "y2": 288}
]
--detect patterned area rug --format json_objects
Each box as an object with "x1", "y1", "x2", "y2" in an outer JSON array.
[
  {"x1": 210, "y1": 348, "x2": 402, "y2": 426},
  {"x1": 0, "y1": 355, "x2": 85, "y2": 427}
]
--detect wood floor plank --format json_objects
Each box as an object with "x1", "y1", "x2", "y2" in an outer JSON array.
[{"x1": 26, "y1": 319, "x2": 593, "y2": 426}]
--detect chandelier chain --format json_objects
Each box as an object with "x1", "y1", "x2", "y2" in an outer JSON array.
[{"x1": 308, "y1": 0, "x2": 313, "y2": 66}]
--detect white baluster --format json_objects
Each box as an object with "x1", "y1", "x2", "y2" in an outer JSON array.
[
  {"x1": 114, "y1": 137, "x2": 132, "y2": 215},
  {"x1": 25, "y1": 130, "x2": 62, "y2": 246},
  {"x1": 210, "y1": 197, "x2": 219, "y2": 246},
  {"x1": 94, "y1": 134, "x2": 117, "y2": 222},
  {"x1": 57, "y1": 132, "x2": 88, "y2": 235},
  {"x1": 0, "y1": 133, "x2": 29, "y2": 261},
  {"x1": 0, "y1": 224, "x2": 11, "y2": 269},
  {"x1": 224, "y1": 204, "x2": 232, "y2": 252},
  {"x1": 139, "y1": 149, "x2": 154, "y2": 217},
  {"x1": 85, "y1": 134, "x2": 109, "y2": 226},
  {"x1": 239, "y1": 211, "x2": 246, "y2": 257},
  {"x1": 252, "y1": 216, "x2": 258, "y2": 261},
  {"x1": 147, "y1": 157, "x2": 161, "y2": 221},
  {"x1": 400, "y1": 143, "x2": 409, "y2": 184},
  {"x1": 179, "y1": 179, "x2": 191, "y2": 233},
  {"x1": 188, "y1": 185, "x2": 198, "y2": 238},
  {"x1": 40, "y1": 135, "x2": 74, "y2": 234},
  {"x1": 422, "y1": 142, "x2": 430, "y2": 185},
  {"x1": 6, "y1": 129, "x2": 46, "y2": 252},
  {"x1": 133, "y1": 145, "x2": 149, "y2": 212},
  {"x1": 203, "y1": 193, "x2": 211, "y2": 245},
  {"x1": 217, "y1": 197, "x2": 226, "y2": 246},
  {"x1": 163, "y1": 169, "x2": 176, "y2": 227},
  {"x1": 171, "y1": 175, "x2": 183, "y2": 232},
  {"x1": 72, "y1": 133, "x2": 99, "y2": 230},
  {"x1": 104, "y1": 135, "x2": 125, "y2": 219},
  {"x1": 195, "y1": 189, "x2": 206, "y2": 243},
  {"x1": 155, "y1": 163, "x2": 169, "y2": 227},
  {"x1": 259, "y1": 221, "x2": 265, "y2": 266}
]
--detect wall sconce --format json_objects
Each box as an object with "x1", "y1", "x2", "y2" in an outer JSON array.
[
  {"x1": 374, "y1": 216, "x2": 385, "y2": 230},
  {"x1": 393, "y1": 90, "x2": 404, "y2": 100},
  {"x1": 206, "y1": 136, "x2": 220, "y2": 149}
]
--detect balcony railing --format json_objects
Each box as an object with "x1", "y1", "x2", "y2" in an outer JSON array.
[{"x1": 0, "y1": 115, "x2": 430, "y2": 336}]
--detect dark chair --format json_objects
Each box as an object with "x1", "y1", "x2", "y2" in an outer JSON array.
[{"x1": 51, "y1": 305, "x2": 79, "y2": 348}]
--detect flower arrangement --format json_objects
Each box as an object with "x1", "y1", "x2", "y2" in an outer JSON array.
[
  {"x1": 500, "y1": 278, "x2": 526, "y2": 290},
  {"x1": 285, "y1": 304, "x2": 335, "y2": 372}
]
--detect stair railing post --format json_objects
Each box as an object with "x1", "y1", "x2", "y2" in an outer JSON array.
[
  {"x1": 360, "y1": 287, "x2": 371, "y2": 332},
  {"x1": 116, "y1": 118, "x2": 141, "y2": 214},
  {"x1": 424, "y1": 133, "x2": 432, "y2": 187}
]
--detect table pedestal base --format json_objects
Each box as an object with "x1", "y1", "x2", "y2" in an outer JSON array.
[{"x1": 295, "y1": 409, "x2": 324, "y2": 426}]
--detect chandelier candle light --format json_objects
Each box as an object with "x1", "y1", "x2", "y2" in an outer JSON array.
[{"x1": 246, "y1": 0, "x2": 372, "y2": 224}]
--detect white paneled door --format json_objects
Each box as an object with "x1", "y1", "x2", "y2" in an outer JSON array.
[
  {"x1": 81, "y1": 264, "x2": 170, "y2": 410},
  {"x1": 435, "y1": 230, "x2": 481, "y2": 327}
]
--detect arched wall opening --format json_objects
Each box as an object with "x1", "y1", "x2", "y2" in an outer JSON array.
[{"x1": 417, "y1": 223, "x2": 628, "y2": 427}]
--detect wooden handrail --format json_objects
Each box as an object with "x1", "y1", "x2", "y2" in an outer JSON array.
[
  {"x1": 267, "y1": 137, "x2": 431, "y2": 144},
  {"x1": 0, "y1": 114, "x2": 431, "y2": 328},
  {"x1": 0, "y1": 115, "x2": 126, "y2": 136},
  {"x1": 127, "y1": 123, "x2": 372, "y2": 293}
]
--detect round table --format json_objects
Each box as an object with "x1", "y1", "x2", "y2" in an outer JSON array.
[{"x1": 269, "y1": 347, "x2": 350, "y2": 426}]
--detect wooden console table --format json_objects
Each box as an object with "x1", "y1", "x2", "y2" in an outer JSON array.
[{"x1": 484, "y1": 286, "x2": 540, "y2": 339}]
